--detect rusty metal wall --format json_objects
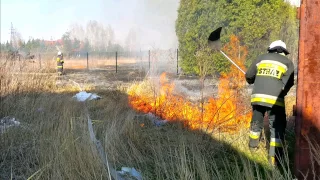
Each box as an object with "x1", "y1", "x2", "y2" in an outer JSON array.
[{"x1": 295, "y1": 0, "x2": 320, "y2": 179}]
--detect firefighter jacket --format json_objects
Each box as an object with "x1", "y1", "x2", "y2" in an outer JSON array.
[
  {"x1": 245, "y1": 53, "x2": 294, "y2": 108},
  {"x1": 57, "y1": 55, "x2": 64, "y2": 67}
]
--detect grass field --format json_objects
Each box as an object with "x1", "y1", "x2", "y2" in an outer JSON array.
[{"x1": 0, "y1": 58, "x2": 318, "y2": 180}]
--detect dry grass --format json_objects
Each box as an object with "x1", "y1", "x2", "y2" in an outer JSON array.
[
  {"x1": 64, "y1": 58, "x2": 147, "y2": 70},
  {"x1": 0, "y1": 59, "x2": 318, "y2": 180},
  {"x1": 0, "y1": 60, "x2": 107, "y2": 179},
  {"x1": 285, "y1": 95, "x2": 296, "y2": 118}
]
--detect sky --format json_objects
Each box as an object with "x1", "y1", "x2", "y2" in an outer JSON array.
[
  {"x1": 0, "y1": 0, "x2": 300, "y2": 49},
  {"x1": 0, "y1": 0, "x2": 180, "y2": 49}
]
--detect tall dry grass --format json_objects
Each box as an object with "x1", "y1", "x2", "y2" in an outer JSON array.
[
  {"x1": 1, "y1": 59, "x2": 319, "y2": 179},
  {"x1": 0, "y1": 59, "x2": 108, "y2": 179}
]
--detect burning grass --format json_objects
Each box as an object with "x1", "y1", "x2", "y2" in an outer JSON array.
[
  {"x1": 127, "y1": 72, "x2": 252, "y2": 133},
  {"x1": 127, "y1": 36, "x2": 252, "y2": 134}
]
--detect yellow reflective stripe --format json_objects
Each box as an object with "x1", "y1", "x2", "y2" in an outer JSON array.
[
  {"x1": 270, "y1": 138, "x2": 283, "y2": 147},
  {"x1": 250, "y1": 134, "x2": 260, "y2": 139},
  {"x1": 249, "y1": 131, "x2": 260, "y2": 139},
  {"x1": 270, "y1": 156, "x2": 276, "y2": 165},
  {"x1": 256, "y1": 65, "x2": 285, "y2": 79},
  {"x1": 251, "y1": 98, "x2": 284, "y2": 107},
  {"x1": 256, "y1": 60, "x2": 287, "y2": 79},
  {"x1": 259, "y1": 60, "x2": 288, "y2": 71},
  {"x1": 251, "y1": 94, "x2": 284, "y2": 107},
  {"x1": 257, "y1": 63, "x2": 286, "y2": 74},
  {"x1": 57, "y1": 66, "x2": 63, "y2": 68},
  {"x1": 257, "y1": 73, "x2": 281, "y2": 79},
  {"x1": 251, "y1": 94, "x2": 284, "y2": 101}
]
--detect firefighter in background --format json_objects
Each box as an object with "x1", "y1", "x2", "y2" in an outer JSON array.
[
  {"x1": 245, "y1": 40, "x2": 294, "y2": 166},
  {"x1": 57, "y1": 51, "x2": 64, "y2": 75}
]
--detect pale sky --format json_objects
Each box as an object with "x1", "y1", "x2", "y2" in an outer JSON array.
[
  {"x1": 0, "y1": 0, "x2": 300, "y2": 48},
  {"x1": 0, "y1": 0, "x2": 180, "y2": 49}
]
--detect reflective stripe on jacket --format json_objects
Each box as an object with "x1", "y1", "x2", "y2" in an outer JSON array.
[
  {"x1": 57, "y1": 56, "x2": 64, "y2": 67},
  {"x1": 245, "y1": 53, "x2": 294, "y2": 108}
]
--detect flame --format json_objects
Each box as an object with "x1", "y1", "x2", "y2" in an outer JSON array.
[{"x1": 128, "y1": 35, "x2": 252, "y2": 133}]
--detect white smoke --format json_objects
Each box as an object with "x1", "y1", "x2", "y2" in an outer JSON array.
[
  {"x1": 69, "y1": 21, "x2": 115, "y2": 51},
  {"x1": 100, "y1": 0, "x2": 180, "y2": 50}
]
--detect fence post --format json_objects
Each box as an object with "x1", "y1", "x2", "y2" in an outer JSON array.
[
  {"x1": 39, "y1": 54, "x2": 41, "y2": 69},
  {"x1": 87, "y1": 52, "x2": 89, "y2": 70},
  {"x1": 116, "y1": 51, "x2": 118, "y2": 73},
  {"x1": 0, "y1": 78, "x2": 2, "y2": 113},
  {"x1": 148, "y1": 50, "x2": 150, "y2": 71},
  {"x1": 177, "y1": 49, "x2": 179, "y2": 75},
  {"x1": 140, "y1": 48, "x2": 142, "y2": 61},
  {"x1": 19, "y1": 55, "x2": 21, "y2": 71}
]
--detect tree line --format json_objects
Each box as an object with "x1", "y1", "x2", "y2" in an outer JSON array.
[{"x1": 0, "y1": 20, "x2": 144, "y2": 59}]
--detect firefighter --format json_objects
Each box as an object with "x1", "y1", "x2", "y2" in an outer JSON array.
[
  {"x1": 57, "y1": 51, "x2": 64, "y2": 75},
  {"x1": 245, "y1": 40, "x2": 294, "y2": 166}
]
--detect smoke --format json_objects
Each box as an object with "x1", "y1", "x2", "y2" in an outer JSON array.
[
  {"x1": 67, "y1": 0, "x2": 179, "y2": 51},
  {"x1": 101, "y1": 0, "x2": 180, "y2": 50},
  {"x1": 69, "y1": 21, "x2": 115, "y2": 51},
  {"x1": 138, "y1": 0, "x2": 180, "y2": 49}
]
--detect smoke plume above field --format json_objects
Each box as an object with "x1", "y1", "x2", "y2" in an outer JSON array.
[
  {"x1": 69, "y1": 0, "x2": 179, "y2": 51},
  {"x1": 103, "y1": 0, "x2": 180, "y2": 50},
  {"x1": 128, "y1": 0, "x2": 180, "y2": 50}
]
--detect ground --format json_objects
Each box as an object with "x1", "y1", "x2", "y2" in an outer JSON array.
[{"x1": 0, "y1": 59, "x2": 298, "y2": 179}]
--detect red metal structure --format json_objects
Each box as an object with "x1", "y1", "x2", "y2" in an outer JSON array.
[{"x1": 295, "y1": 0, "x2": 320, "y2": 179}]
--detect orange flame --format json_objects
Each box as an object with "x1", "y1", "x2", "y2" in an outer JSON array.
[{"x1": 128, "y1": 35, "x2": 252, "y2": 133}]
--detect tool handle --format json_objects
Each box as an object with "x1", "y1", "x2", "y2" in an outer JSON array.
[{"x1": 220, "y1": 50, "x2": 246, "y2": 74}]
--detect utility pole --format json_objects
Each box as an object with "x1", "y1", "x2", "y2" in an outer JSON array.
[{"x1": 9, "y1": 22, "x2": 16, "y2": 48}]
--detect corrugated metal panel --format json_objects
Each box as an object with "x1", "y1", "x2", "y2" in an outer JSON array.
[{"x1": 295, "y1": 0, "x2": 320, "y2": 179}]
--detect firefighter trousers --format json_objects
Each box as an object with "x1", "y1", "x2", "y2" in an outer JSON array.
[
  {"x1": 57, "y1": 62, "x2": 63, "y2": 75},
  {"x1": 249, "y1": 105, "x2": 287, "y2": 161}
]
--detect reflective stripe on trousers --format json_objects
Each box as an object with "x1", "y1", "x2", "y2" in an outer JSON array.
[
  {"x1": 249, "y1": 131, "x2": 261, "y2": 139},
  {"x1": 270, "y1": 138, "x2": 283, "y2": 147},
  {"x1": 249, "y1": 131, "x2": 261, "y2": 148},
  {"x1": 249, "y1": 105, "x2": 286, "y2": 156},
  {"x1": 269, "y1": 138, "x2": 283, "y2": 157}
]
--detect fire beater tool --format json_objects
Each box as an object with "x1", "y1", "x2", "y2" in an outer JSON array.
[{"x1": 208, "y1": 27, "x2": 246, "y2": 74}]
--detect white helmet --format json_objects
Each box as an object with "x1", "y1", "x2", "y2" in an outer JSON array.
[
  {"x1": 57, "y1": 51, "x2": 62, "y2": 56},
  {"x1": 268, "y1": 40, "x2": 289, "y2": 55}
]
